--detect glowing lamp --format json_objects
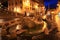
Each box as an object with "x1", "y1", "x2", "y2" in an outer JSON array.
[
  {"x1": 16, "y1": 25, "x2": 22, "y2": 30},
  {"x1": 14, "y1": 7, "x2": 21, "y2": 13}
]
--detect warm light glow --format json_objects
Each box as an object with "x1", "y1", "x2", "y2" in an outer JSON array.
[
  {"x1": 55, "y1": 14, "x2": 60, "y2": 31},
  {"x1": 59, "y1": 6, "x2": 60, "y2": 10},
  {"x1": 42, "y1": 15, "x2": 46, "y2": 19},
  {"x1": 47, "y1": 11, "x2": 50, "y2": 15},
  {"x1": 34, "y1": 5, "x2": 38, "y2": 9},
  {"x1": 57, "y1": 4, "x2": 60, "y2": 8},
  {"x1": 34, "y1": 3, "x2": 39, "y2": 10},
  {"x1": 51, "y1": 11, "x2": 54, "y2": 14},
  {"x1": 57, "y1": 4, "x2": 59, "y2": 6},
  {"x1": 14, "y1": 7, "x2": 16, "y2": 12},
  {"x1": 0, "y1": 3, "x2": 1, "y2": 5},
  {"x1": 26, "y1": 0, "x2": 30, "y2": 3},
  {"x1": 16, "y1": 25, "x2": 22, "y2": 30},
  {"x1": 42, "y1": 21, "x2": 47, "y2": 31},
  {"x1": 23, "y1": 0, "x2": 30, "y2": 9},
  {"x1": 26, "y1": 13, "x2": 30, "y2": 16},
  {"x1": 14, "y1": 7, "x2": 22, "y2": 13},
  {"x1": 0, "y1": 19, "x2": 4, "y2": 23},
  {"x1": 57, "y1": 3, "x2": 60, "y2": 11}
]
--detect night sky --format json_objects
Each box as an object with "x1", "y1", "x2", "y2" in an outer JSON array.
[
  {"x1": 44, "y1": 0, "x2": 58, "y2": 9},
  {"x1": 2, "y1": 1, "x2": 8, "y2": 8}
]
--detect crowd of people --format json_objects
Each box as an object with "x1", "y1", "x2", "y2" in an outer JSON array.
[{"x1": 1, "y1": 11, "x2": 60, "y2": 40}]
